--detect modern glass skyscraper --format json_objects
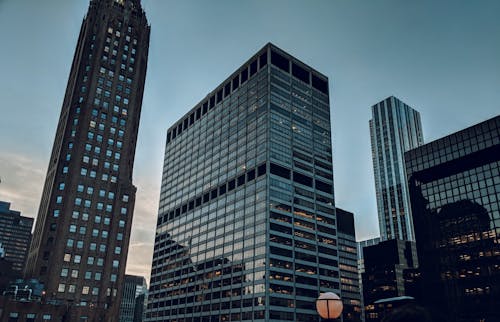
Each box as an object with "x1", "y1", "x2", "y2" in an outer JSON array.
[
  {"x1": 406, "y1": 115, "x2": 500, "y2": 322},
  {"x1": 24, "y1": 0, "x2": 150, "y2": 320},
  {"x1": 147, "y1": 43, "x2": 339, "y2": 322},
  {"x1": 369, "y1": 96, "x2": 423, "y2": 241}
]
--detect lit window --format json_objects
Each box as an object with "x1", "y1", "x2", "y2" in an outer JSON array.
[
  {"x1": 82, "y1": 286, "x2": 90, "y2": 295},
  {"x1": 64, "y1": 254, "x2": 71, "y2": 262},
  {"x1": 58, "y1": 284, "x2": 65, "y2": 292}
]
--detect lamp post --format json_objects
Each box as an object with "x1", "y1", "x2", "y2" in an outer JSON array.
[{"x1": 316, "y1": 292, "x2": 343, "y2": 321}]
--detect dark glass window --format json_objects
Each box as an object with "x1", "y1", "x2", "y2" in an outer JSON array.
[
  {"x1": 224, "y1": 83, "x2": 231, "y2": 98},
  {"x1": 250, "y1": 60, "x2": 258, "y2": 76},
  {"x1": 259, "y1": 51, "x2": 268, "y2": 68},
  {"x1": 292, "y1": 63, "x2": 310, "y2": 84},
  {"x1": 241, "y1": 69, "x2": 248, "y2": 83},
  {"x1": 293, "y1": 171, "x2": 313, "y2": 187},
  {"x1": 312, "y1": 74, "x2": 328, "y2": 94},
  {"x1": 270, "y1": 163, "x2": 290, "y2": 179},
  {"x1": 232, "y1": 76, "x2": 239, "y2": 90},
  {"x1": 271, "y1": 51, "x2": 290, "y2": 72}
]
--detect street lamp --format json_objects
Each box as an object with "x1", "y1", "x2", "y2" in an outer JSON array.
[{"x1": 316, "y1": 292, "x2": 343, "y2": 320}]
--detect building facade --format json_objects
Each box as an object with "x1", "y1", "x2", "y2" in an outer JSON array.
[
  {"x1": 147, "y1": 43, "x2": 339, "y2": 322},
  {"x1": 0, "y1": 201, "x2": 34, "y2": 273},
  {"x1": 361, "y1": 239, "x2": 419, "y2": 322},
  {"x1": 369, "y1": 96, "x2": 423, "y2": 241},
  {"x1": 336, "y1": 208, "x2": 362, "y2": 322},
  {"x1": 24, "y1": 0, "x2": 150, "y2": 320},
  {"x1": 356, "y1": 237, "x2": 380, "y2": 322},
  {"x1": 406, "y1": 115, "x2": 500, "y2": 322},
  {"x1": 119, "y1": 274, "x2": 148, "y2": 322}
]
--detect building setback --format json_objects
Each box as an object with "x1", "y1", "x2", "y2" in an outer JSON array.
[
  {"x1": 23, "y1": 0, "x2": 150, "y2": 320},
  {"x1": 406, "y1": 115, "x2": 500, "y2": 322},
  {"x1": 336, "y1": 208, "x2": 362, "y2": 322},
  {"x1": 0, "y1": 201, "x2": 33, "y2": 273},
  {"x1": 147, "y1": 43, "x2": 339, "y2": 322},
  {"x1": 369, "y1": 96, "x2": 423, "y2": 241}
]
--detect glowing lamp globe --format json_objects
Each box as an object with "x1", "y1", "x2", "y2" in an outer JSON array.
[{"x1": 316, "y1": 292, "x2": 343, "y2": 319}]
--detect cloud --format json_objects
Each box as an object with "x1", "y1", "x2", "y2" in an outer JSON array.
[
  {"x1": 125, "y1": 175, "x2": 160, "y2": 283},
  {"x1": 0, "y1": 152, "x2": 46, "y2": 219}
]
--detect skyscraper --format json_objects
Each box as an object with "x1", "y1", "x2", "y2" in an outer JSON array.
[
  {"x1": 336, "y1": 208, "x2": 362, "y2": 322},
  {"x1": 119, "y1": 274, "x2": 148, "y2": 322},
  {"x1": 369, "y1": 96, "x2": 423, "y2": 241},
  {"x1": 406, "y1": 115, "x2": 500, "y2": 322},
  {"x1": 0, "y1": 201, "x2": 33, "y2": 273},
  {"x1": 24, "y1": 0, "x2": 150, "y2": 320},
  {"x1": 147, "y1": 43, "x2": 339, "y2": 322}
]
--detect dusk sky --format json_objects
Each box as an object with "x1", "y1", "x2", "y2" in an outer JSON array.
[{"x1": 0, "y1": 0, "x2": 499, "y2": 282}]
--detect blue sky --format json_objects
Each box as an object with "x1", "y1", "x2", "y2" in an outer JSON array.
[{"x1": 0, "y1": 0, "x2": 499, "y2": 280}]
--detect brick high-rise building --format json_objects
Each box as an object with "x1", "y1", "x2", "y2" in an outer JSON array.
[{"x1": 24, "y1": 0, "x2": 150, "y2": 320}]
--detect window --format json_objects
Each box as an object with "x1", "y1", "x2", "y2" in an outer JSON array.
[
  {"x1": 87, "y1": 257, "x2": 94, "y2": 265},
  {"x1": 113, "y1": 260, "x2": 119, "y2": 268},
  {"x1": 95, "y1": 272, "x2": 102, "y2": 281},
  {"x1": 114, "y1": 247, "x2": 121, "y2": 254},
  {"x1": 69, "y1": 225, "x2": 77, "y2": 233},
  {"x1": 67, "y1": 239, "x2": 74, "y2": 247},
  {"x1": 82, "y1": 286, "x2": 90, "y2": 295},
  {"x1": 58, "y1": 284, "x2": 65, "y2": 292},
  {"x1": 71, "y1": 269, "x2": 79, "y2": 278},
  {"x1": 74, "y1": 255, "x2": 81, "y2": 264},
  {"x1": 64, "y1": 254, "x2": 71, "y2": 262},
  {"x1": 68, "y1": 285, "x2": 76, "y2": 293},
  {"x1": 60, "y1": 268, "x2": 68, "y2": 277},
  {"x1": 56, "y1": 196, "x2": 63, "y2": 204}
]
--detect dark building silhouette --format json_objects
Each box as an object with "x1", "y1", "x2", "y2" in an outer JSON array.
[
  {"x1": 23, "y1": 0, "x2": 150, "y2": 320},
  {"x1": 405, "y1": 115, "x2": 500, "y2": 322},
  {"x1": 0, "y1": 201, "x2": 34, "y2": 273},
  {"x1": 337, "y1": 208, "x2": 362, "y2": 322},
  {"x1": 362, "y1": 239, "x2": 419, "y2": 322},
  {"x1": 147, "y1": 43, "x2": 339, "y2": 322}
]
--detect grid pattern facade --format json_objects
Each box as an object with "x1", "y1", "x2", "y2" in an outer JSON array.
[
  {"x1": 337, "y1": 208, "x2": 362, "y2": 322},
  {"x1": 369, "y1": 96, "x2": 423, "y2": 241},
  {"x1": 24, "y1": 0, "x2": 150, "y2": 320},
  {"x1": 0, "y1": 201, "x2": 34, "y2": 272},
  {"x1": 119, "y1": 275, "x2": 148, "y2": 322},
  {"x1": 147, "y1": 44, "x2": 339, "y2": 322},
  {"x1": 405, "y1": 115, "x2": 500, "y2": 322}
]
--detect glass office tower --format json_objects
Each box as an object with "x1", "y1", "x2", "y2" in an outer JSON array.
[
  {"x1": 147, "y1": 43, "x2": 339, "y2": 322},
  {"x1": 406, "y1": 115, "x2": 500, "y2": 322},
  {"x1": 369, "y1": 97, "x2": 423, "y2": 241}
]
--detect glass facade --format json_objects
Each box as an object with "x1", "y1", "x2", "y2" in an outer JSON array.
[
  {"x1": 337, "y1": 208, "x2": 362, "y2": 322},
  {"x1": 147, "y1": 44, "x2": 339, "y2": 322},
  {"x1": 369, "y1": 96, "x2": 423, "y2": 241},
  {"x1": 406, "y1": 115, "x2": 500, "y2": 322}
]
